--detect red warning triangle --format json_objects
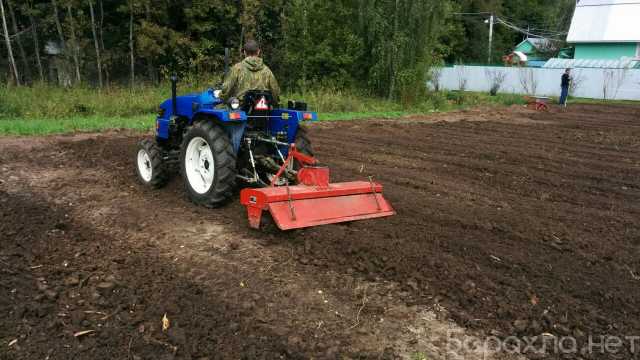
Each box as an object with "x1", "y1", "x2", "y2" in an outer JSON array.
[{"x1": 255, "y1": 97, "x2": 269, "y2": 110}]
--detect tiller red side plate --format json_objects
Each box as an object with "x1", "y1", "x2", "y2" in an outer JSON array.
[{"x1": 240, "y1": 145, "x2": 395, "y2": 230}]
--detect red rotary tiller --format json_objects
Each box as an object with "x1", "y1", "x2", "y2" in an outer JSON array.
[
  {"x1": 524, "y1": 96, "x2": 550, "y2": 112},
  {"x1": 240, "y1": 145, "x2": 395, "y2": 230}
]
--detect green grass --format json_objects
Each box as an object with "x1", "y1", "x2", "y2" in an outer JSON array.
[
  {"x1": 4, "y1": 83, "x2": 631, "y2": 136},
  {"x1": 410, "y1": 352, "x2": 429, "y2": 360},
  {"x1": 0, "y1": 115, "x2": 151, "y2": 136},
  {"x1": 0, "y1": 87, "x2": 523, "y2": 136},
  {"x1": 0, "y1": 85, "x2": 170, "y2": 119},
  {"x1": 565, "y1": 96, "x2": 640, "y2": 106},
  {"x1": 0, "y1": 84, "x2": 524, "y2": 117}
]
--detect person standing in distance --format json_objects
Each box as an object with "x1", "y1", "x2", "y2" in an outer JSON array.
[{"x1": 559, "y1": 68, "x2": 572, "y2": 106}]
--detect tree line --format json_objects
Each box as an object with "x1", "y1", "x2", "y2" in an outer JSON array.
[{"x1": 1, "y1": 0, "x2": 573, "y2": 100}]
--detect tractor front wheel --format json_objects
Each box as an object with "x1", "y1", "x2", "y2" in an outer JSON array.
[
  {"x1": 135, "y1": 139, "x2": 169, "y2": 188},
  {"x1": 180, "y1": 122, "x2": 237, "y2": 208}
]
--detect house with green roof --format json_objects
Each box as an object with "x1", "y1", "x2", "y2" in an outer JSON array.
[
  {"x1": 514, "y1": 38, "x2": 553, "y2": 61},
  {"x1": 567, "y1": 0, "x2": 640, "y2": 61},
  {"x1": 512, "y1": 37, "x2": 557, "y2": 67}
]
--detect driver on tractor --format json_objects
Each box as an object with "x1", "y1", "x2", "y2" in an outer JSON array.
[{"x1": 219, "y1": 40, "x2": 280, "y2": 105}]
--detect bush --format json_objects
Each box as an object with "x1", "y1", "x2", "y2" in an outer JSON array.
[
  {"x1": 423, "y1": 91, "x2": 447, "y2": 110},
  {"x1": 445, "y1": 91, "x2": 465, "y2": 105}
]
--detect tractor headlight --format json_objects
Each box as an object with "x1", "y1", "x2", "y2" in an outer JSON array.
[{"x1": 229, "y1": 98, "x2": 240, "y2": 110}]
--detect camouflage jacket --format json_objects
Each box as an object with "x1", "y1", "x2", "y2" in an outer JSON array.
[{"x1": 220, "y1": 56, "x2": 280, "y2": 103}]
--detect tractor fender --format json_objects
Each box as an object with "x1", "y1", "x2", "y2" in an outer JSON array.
[
  {"x1": 192, "y1": 109, "x2": 248, "y2": 124},
  {"x1": 191, "y1": 110, "x2": 248, "y2": 154}
]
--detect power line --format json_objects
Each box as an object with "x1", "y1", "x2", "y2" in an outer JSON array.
[
  {"x1": 454, "y1": 12, "x2": 567, "y2": 39},
  {"x1": 452, "y1": 11, "x2": 568, "y2": 64},
  {"x1": 495, "y1": 17, "x2": 565, "y2": 41},
  {"x1": 497, "y1": 14, "x2": 568, "y2": 36}
]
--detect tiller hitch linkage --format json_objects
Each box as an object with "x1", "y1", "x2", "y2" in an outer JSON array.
[{"x1": 240, "y1": 144, "x2": 395, "y2": 230}]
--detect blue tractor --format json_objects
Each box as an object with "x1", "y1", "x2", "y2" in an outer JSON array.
[{"x1": 135, "y1": 76, "x2": 318, "y2": 208}]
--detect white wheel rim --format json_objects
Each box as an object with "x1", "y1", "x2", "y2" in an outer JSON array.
[
  {"x1": 185, "y1": 137, "x2": 215, "y2": 194},
  {"x1": 137, "y1": 149, "x2": 153, "y2": 182}
]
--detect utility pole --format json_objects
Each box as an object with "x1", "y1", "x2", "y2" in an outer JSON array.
[{"x1": 487, "y1": 13, "x2": 494, "y2": 64}]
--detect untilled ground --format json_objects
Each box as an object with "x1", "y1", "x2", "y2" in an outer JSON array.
[{"x1": 1, "y1": 104, "x2": 639, "y2": 360}]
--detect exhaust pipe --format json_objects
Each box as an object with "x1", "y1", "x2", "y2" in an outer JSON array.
[{"x1": 170, "y1": 75, "x2": 178, "y2": 116}]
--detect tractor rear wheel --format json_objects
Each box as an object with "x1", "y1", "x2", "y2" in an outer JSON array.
[
  {"x1": 295, "y1": 126, "x2": 314, "y2": 156},
  {"x1": 135, "y1": 139, "x2": 169, "y2": 188},
  {"x1": 294, "y1": 126, "x2": 314, "y2": 170},
  {"x1": 180, "y1": 122, "x2": 237, "y2": 208}
]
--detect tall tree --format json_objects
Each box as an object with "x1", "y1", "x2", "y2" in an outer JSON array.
[
  {"x1": 239, "y1": 0, "x2": 261, "y2": 49},
  {"x1": 51, "y1": 0, "x2": 69, "y2": 85},
  {"x1": 88, "y1": 0, "x2": 102, "y2": 87},
  {"x1": 128, "y1": 0, "x2": 134, "y2": 87},
  {"x1": 357, "y1": 0, "x2": 448, "y2": 99},
  {"x1": 25, "y1": 0, "x2": 44, "y2": 82},
  {"x1": 66, "y1": 4, "x2": 81, "y2": 83},
  {"x1": 388, "y1": 0, "x2": 400, "y2": 100},
  {"x1": 51, "y1": 0, "x2": 66, "y2": 49},
  {"x1": 0, "y1": 0, "x2": 19, "y2": 85},
  {"x1": 6, "y1": 0, "x2": 31, "y2": 82},
  {"x1": 1, "y1": 0, "x2": 576, "y2": 91},
  {"x1": 280, "y1": 0, "x2": 363, "y2": 89},
  {"x1": 142, "y1": 1, "x2": 155, "y2": 83},
  {"x1": 98, "y1": 0, "x2": 109, "y2": 85},
  {"x1": 182, "y1": 0, "x2": 238, "y2": 78}
]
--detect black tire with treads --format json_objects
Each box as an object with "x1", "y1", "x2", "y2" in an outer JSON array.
[
  {"x1": 135, "y1": 138, "x2": 170, "y2": 188},
  {"x1": 180, "y1": 121, "x2": 237, "y2": 208},
  {"x1": 295, "y1": 126, "x2": 314, "y2": 156},
  {"x1": 294, "y1": 126, "x2": 314, "y2": 170}
]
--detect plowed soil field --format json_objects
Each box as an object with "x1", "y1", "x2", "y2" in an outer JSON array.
[{"x1": 1, "y1": 104, "x2": 639, "y2": 359}]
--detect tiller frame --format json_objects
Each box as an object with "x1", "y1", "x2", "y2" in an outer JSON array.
[{"x1": 240, "y1": 144, "x2": 395, "y2": 230}]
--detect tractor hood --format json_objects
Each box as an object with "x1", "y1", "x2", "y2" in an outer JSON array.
[{"x1": 242, "y1": 56, "x2": 265, "y2": 72}]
